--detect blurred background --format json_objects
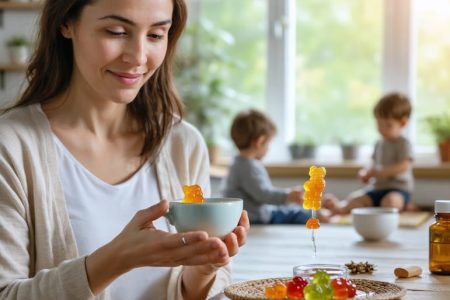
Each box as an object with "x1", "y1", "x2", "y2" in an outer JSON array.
[{"x1": 0, "y1": 0, "x2": 449, "y2": 166}]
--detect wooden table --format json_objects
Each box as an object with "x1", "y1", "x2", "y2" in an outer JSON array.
[{"x1": 219, "y1": 219, "x2": 450, "y2": 299}]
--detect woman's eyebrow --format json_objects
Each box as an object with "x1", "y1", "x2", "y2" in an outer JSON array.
[{"x1": 98, "y1": 15, "x2": 172, "y2": 27}]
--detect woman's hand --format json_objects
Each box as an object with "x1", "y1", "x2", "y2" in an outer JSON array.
[
  {"x1": 112, "y1": 200, "x2": 231, "y2": 268},
  {"x1": 85, "y1": 200, "x2": 231, "y2": 295},
  {"x1": 188, "y1": 209, "x2": 250, "y2": 272},
  {"x1": 223, "y1": 210, "x2": 250, "y2": 258},
  {"x1": 190, "y1": 210, "x2": 250, "y2": 273},
  {"x1": 181, "y1": 210, "x2": 250, "y2": 299}
]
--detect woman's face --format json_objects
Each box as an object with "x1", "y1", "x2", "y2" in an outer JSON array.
[{"x1": 62, "y1": 0, "x2": 173, "y2": 104}]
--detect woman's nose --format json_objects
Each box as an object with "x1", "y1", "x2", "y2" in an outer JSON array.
[{"x1": 122, "y1": 37, "x2": 148, "y2": 66}]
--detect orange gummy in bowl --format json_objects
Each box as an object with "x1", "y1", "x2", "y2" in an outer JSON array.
[{"x1": 182, "y1": 184, "x2": 204, "y2": 203}]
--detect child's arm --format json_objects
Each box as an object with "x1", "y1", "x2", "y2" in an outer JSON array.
[
  {"x1": 372, "y1": 158, "x2": 411, "y2": 178},
  {"x1": 239, "y1": 162, "x2": 290, "y2": 205},
  {"x1": 287, "y1": 187, "x2": 303, "y2": 205},
  {"x1": 358, "y1": 162, "x2": 375, "y2": 184}
]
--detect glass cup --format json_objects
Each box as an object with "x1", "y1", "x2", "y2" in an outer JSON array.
[{"x1": 293, "y1": 264, "x2": 348, "y2": 282}]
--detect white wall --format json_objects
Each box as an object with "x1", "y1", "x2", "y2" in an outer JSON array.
[{"x1": 0, "y1": 9, "x2": 39, "y2": 106}]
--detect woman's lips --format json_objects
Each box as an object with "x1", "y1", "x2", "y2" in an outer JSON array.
[{"x1": 110, "y1": 71, "x2": 144, "y2": 86}]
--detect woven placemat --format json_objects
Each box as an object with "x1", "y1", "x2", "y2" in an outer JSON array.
[{"x1": 224, "y1": 278, "x2": 406, "y2": 300}]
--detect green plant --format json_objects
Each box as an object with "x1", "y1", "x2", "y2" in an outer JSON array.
[
  {"x1": 426, "y1": 114, "x2": 450, "y2": 143},
  {"x1": 290, "y1": 132, "x2": 317, "y2": 146},
  {"x1": 6, "y1": 36, "x2": 30, "y2": 48},
  {"x1": 174, "y1": 19, "x2": 244, "y2": 146},
  {"x1": 337, "y1": 135, "x2": 362, "y2": 146}
]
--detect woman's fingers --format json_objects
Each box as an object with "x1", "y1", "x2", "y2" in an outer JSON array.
[
  {"x1": 238, "y1": 210, "x2": 250, "y2": 231},
  {"x1": 176, "y1": 238, "x2": 229, "y2": 266},
  {"x1": 233, "y1": 225, "x2": 247, "y2": 247},
  {"x1": 128, "y1": 200, "x2": 169, "y2": 230},
  {"x1": 223, "y1": 232, "x2": 239, "y2": 257},
  {"x1": 159, "y1": 231, "x2": 209, "y2": 249},
  {"x1": 145, "y1": 236, "x2": 229, "y2": 267},
  {"x1": 211, "y1": 210, "x2": 249, "y2": 259},
  {"x1": 232, "y1": 210, "x2": 249, "y2": 247}
]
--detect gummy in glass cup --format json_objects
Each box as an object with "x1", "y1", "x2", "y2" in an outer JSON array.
[{"x1": 293, "y1": 264, "x2": 348, "y2": 282}]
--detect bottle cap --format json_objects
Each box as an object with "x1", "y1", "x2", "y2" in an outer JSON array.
[{"x1": 435, "y1": 200, "x2": 450, "y2": 213}]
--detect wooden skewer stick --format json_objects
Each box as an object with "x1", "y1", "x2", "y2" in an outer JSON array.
[{"x1": 394, "y1": 266, "x2": 423, "y2": 278}]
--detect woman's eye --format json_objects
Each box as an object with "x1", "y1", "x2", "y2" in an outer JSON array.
[
  {"x1": 148, "y1": 33, "x2": 164, "y2": 40},
  {"x1": 106, "y1": 29, "x2": 126, "y2": 36}
]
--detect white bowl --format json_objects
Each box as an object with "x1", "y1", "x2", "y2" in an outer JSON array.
[
  {"x1": 165, "y1": 198, "x2": 243, "y2": 239},
  {"x1": 351, "y1": 207, "x2": 399, "y2": 241}
]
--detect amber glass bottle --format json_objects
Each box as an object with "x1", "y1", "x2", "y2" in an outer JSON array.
[{"x1": 429, "y1": 200, "x2": 450, "y2": 275}]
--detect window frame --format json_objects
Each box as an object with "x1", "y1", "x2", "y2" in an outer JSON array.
[
  {"x1": 266, "y1": 0, "x2": 418, "y2": 162},
  {"x1": 192, "y1": 0, "x2": 439, "y2": 162}
]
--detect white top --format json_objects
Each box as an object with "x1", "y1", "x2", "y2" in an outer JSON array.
[
  {"x1": 0, "y1": 104, "x2": 230, "y2": 300},
  {"x1": 53, "y1": 135, "x2": 170, "y2": 300}
]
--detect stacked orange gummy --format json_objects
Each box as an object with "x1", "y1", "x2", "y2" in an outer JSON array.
[
  {"x1": 182, "y1": 184, "x2": 204, "y2": 203},
  {"x1": 303, "y1": 166, "x2": 326, "y2": 229}
]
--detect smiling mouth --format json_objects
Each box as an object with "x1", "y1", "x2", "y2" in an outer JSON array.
[{"x1": 109, "y1": 71, "x2": 145, "y2": 86}]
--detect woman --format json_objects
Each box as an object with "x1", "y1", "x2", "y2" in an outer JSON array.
[{"x1": 0, "y1": 0, "x2": 249, "y2": 299}]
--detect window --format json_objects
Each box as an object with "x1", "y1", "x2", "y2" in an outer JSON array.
[
  {"x1": 415, "y1": 0, "x2": 450, "y2": 146},
  {"x1": 190, "y1": 0, "x2": 446, "y2": 161},
  {"x1": 295, "y1": 0, "x2": 383, "y2": 145},
  {"x1": 181, "y1": 0, "x2": 267, "y2": 150},
  {"x1": 201, "y1": 0, "x2": 267, "y2": 110}
]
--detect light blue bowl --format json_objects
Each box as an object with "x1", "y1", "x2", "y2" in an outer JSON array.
[{"x1": 165, "y1": 198, "x2": 243, "y2": 239}]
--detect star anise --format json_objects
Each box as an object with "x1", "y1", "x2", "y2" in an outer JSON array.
[{"x1": 345, "y1": 261, "x2": 376, "y2": 274}]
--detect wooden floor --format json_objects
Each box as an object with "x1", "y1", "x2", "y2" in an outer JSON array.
[{"x1": 220, "y1": 218, "x2": 450, "y2": 299}]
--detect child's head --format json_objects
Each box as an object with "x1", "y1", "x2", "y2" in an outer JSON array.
[
  {"x1": 373, "y1": 92, "x2": 412, "y2": 140},
  {"x1": 230, "y1": 109, "x2": 276, "y2": 159}
]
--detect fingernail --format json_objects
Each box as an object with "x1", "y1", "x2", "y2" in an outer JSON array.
[
  {"x1": 210, "y1": 242, "x2": 219, "y2": 249},
  {"x1": 219, "y1": 250, "x2": 227, "y2": 257}
]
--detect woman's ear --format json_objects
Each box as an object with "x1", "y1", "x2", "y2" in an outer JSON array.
[{"x1": 60, "y1": 22, "x2": 73, "y2": 39}]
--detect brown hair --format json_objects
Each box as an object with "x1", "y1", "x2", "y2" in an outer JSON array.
[
  {"x1": 230, "y1": 109, "x2": 276, "y2": 150},
  {"x1": 8, "y1": 0, "x2": 187, "y2": 161},
  {"x1": 374, "y1": 92, "x2": 412, "y2": 120}
]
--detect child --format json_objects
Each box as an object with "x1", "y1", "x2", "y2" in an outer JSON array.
[
  {"x1": 223, "y1": 109, "x2": 327, "y2": 224},
  {"x1": 327, "y1": 92, "x2": 414, "y2": 215}
]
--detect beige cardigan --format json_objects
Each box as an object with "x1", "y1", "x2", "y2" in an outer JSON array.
[{"x1": 0, "y1": 104, "x2": 231, "y2": 299}]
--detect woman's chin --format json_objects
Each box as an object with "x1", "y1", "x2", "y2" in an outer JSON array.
[{"x1": 109, "y1": 90, "x2": 141, "y2": 104}]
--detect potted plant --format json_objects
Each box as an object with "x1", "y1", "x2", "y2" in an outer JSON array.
[
  {"x1": 6, "y1": 35, "x2": 30, "y2": 65},
  {"x1": 426, "y1": 114, "x2": 450, "y2": 162},
  {"x1": 337, "y1": 136, "x2": 361, "y2": 161},
  {"x1": 174, "y1": 19, "x2": 243, "y2": 163},
  {"x1": 288, "y1": 135, "x2": 317, "y2": 160}
]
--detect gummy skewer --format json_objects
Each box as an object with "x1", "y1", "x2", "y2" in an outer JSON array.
[
  {"x1": 311, "y1": 210, "x2": 317, "y2": 258},
  {"x1": 303, "y1": 166, "x2": 326, "y2": 258}
]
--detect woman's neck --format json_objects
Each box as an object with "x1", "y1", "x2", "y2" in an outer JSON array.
[{"x1": 42, "y1": 92, "x2": 133, "y2": 139}]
